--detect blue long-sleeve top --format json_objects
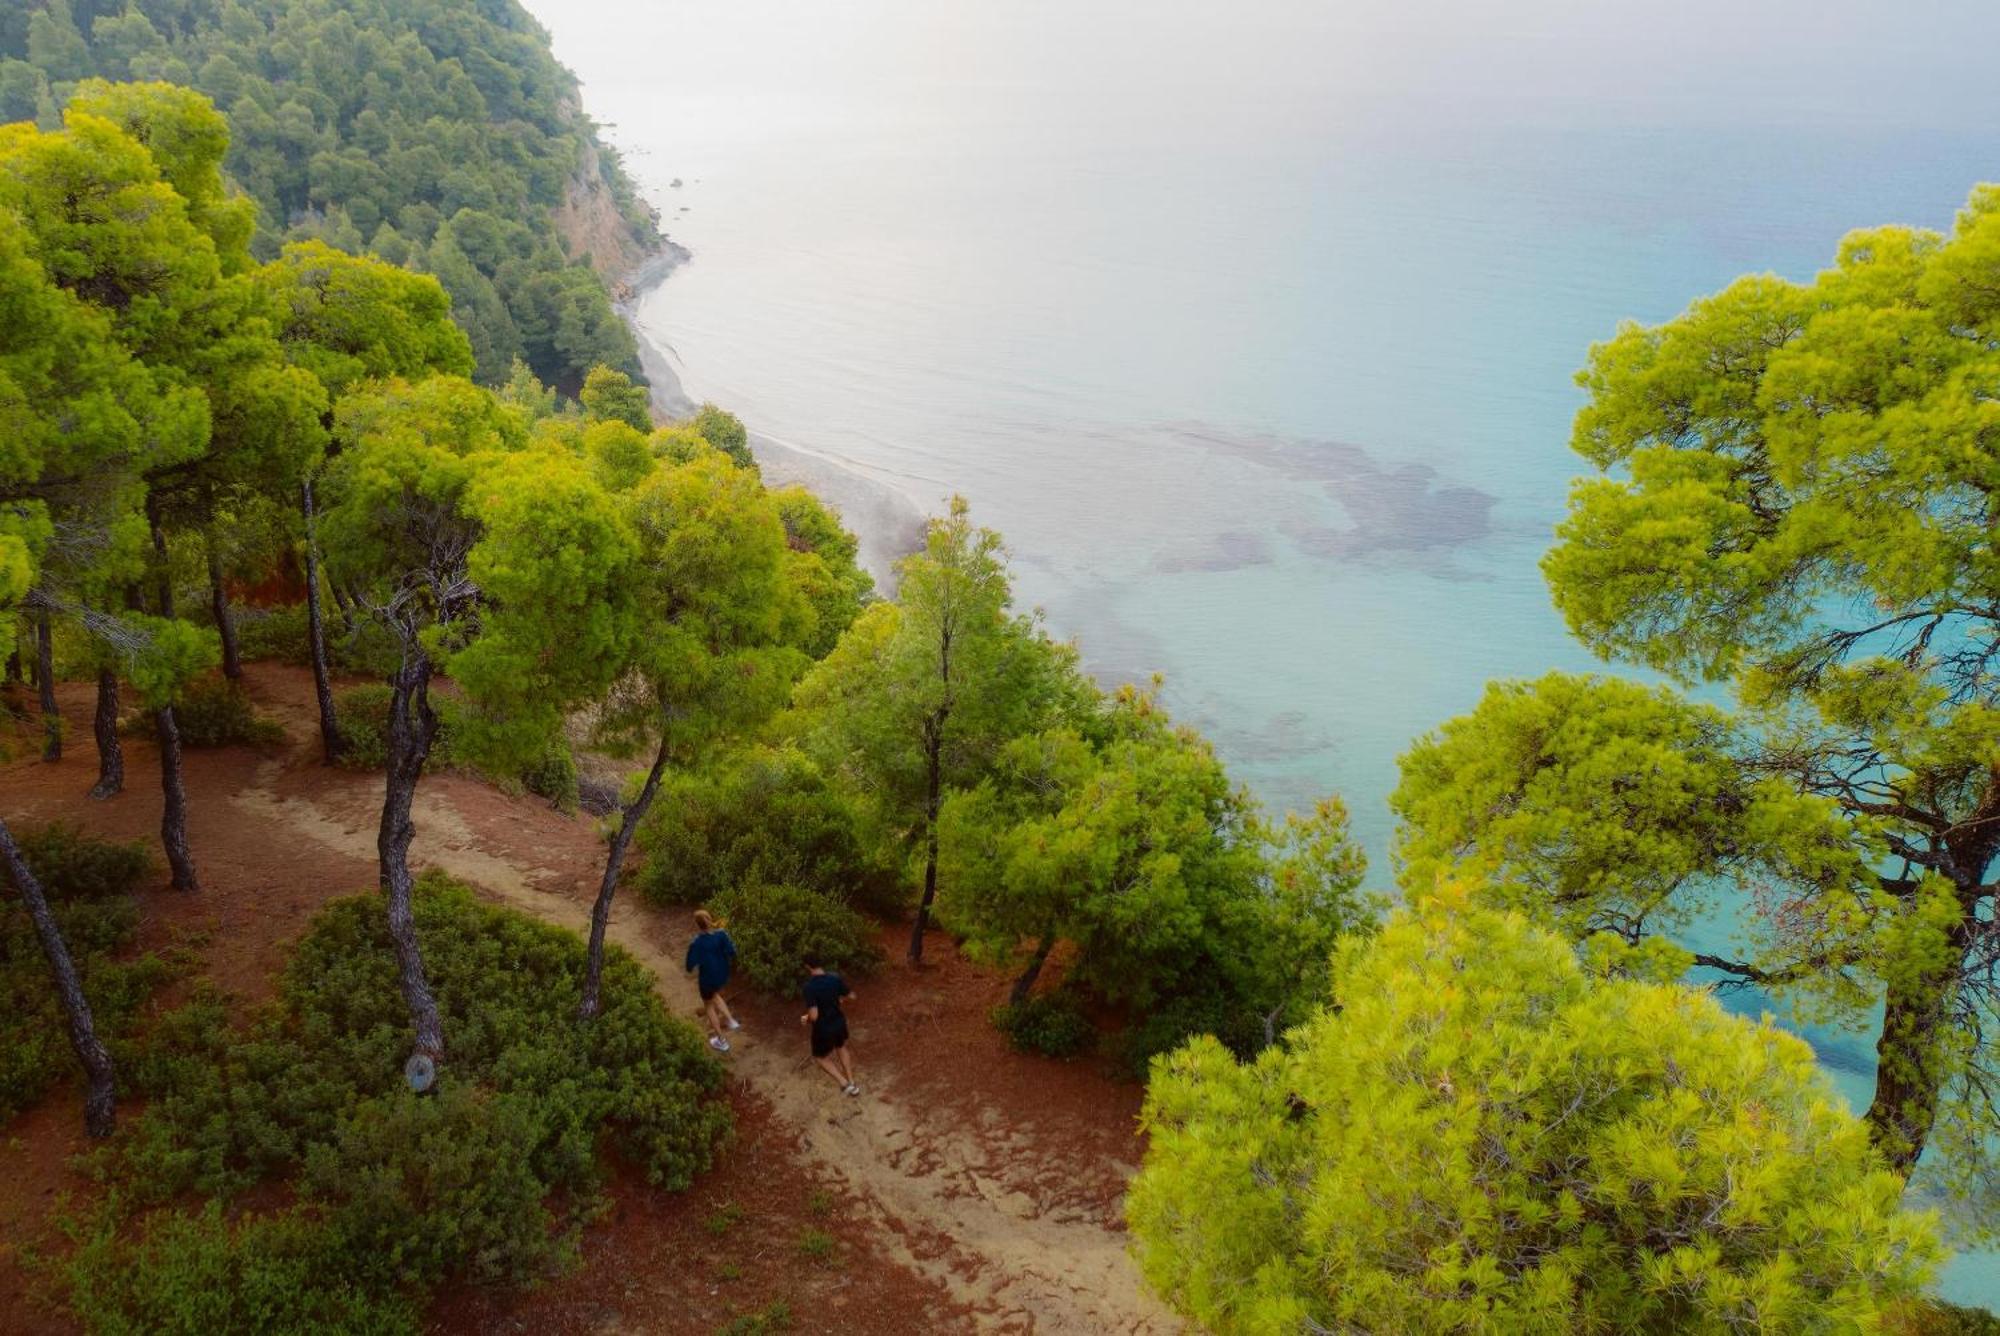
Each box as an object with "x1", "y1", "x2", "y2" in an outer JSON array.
[{"x1": 685, "y1": 929, "x2": 736, "y2": 992}]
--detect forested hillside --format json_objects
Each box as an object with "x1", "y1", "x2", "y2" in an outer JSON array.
[{"x1": 1, "y1": 0, "x2": 652, "y2": 394}]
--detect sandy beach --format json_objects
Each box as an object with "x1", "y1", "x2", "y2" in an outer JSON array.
[{"x1": 616, "y1": 245, "x2": 928, "y2": 589}]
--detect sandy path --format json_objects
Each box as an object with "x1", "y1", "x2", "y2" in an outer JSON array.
[{"x1": 236, "y1": 683, "x2": 1176, "y2": 1335}]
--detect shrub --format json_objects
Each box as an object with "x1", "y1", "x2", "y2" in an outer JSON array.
[
  {"x1": 332, "y1": 687, "x2": 577, "y2": 808},
  {"x1": 990, "y1": 991, "x2": 1094, "y2": 1059},
  {"x1": 2, "y1": 824, "x2": 166, "y2": 1123},
  {"x1": 517, "y1": 738, "x2": 579, "y2": 812},
  {"x1": 95, "y1": 874, "x2": 729, "y2": 1313},
  {"x1": 331, "y1": 683, "x2": 394, "y2": 769},
  {"x1": 232, "y1": 604, "x2": 402, "y2": 678},
  {"x1": 1127, "y1": 901, "x2": 1946, "y2": 1333},
  {"x1": 163, "y1": 676, "x2": 285, "y2": 748},
  {"x1": 708, "y1": 884, "x2": 881, "y2": 991},
  {"x1": 63, "y1": 1202, "x2": 418, "y2": 1336},
  {"x1": 16, "y1": 822, "x2": 151, "y2": 901},
  {"x1": 634, "y1": 745, "x2": 897, "y2": 910},
  {"x1": 1112, "y1": 986, "x2": 1264, "y2": 1081}
]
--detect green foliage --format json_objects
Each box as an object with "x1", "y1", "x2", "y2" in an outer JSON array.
[
  {"x1": 153, "y1": 674, "x2": 284, "y2": 747},
  {"x1": 1530, "y1": 185, "x2": 2000, "y2": 1200},
  {"x1": 707, "y1": 883, "x2": 881, "y2": 991},
  {"x1": 941, "y1": 683, "x2": 1375, "y2": 1053},
  {"x1": 691, "y1": 402, "x2": 754, "y2": 471},
  {"x1": 23, "y1": 0, "x2": 654, "y2": 396},
  {"x1": 580, "y1": 364, "x2": 650, "y2": 431},
  {"x1": 329, "y1": 682, "x2": 393, "y2": 769},
  {"x1": 990, "y1": 990, "x2": 1093, "y2": 1059},
  {"x1": 716, "y1": 1300, "x2": 794, "y2": 1336},
  {"x1": 1128, "y1": 898, "x2": 1946, "y2": 1333},
  {"x1": 63, "y1": 1202, "x2": 419, "y2": 1336},
  {"x1": 15, "y1": 821, "x2": 151, "y2": 901},
  {"x1": 2, "y1": 823, "x2": 164, "y2": 1124},
  {"x1": 771, "y1": 485, "x2": 873, "y2": 659},
  {"x1": 633, "y1": 745, "x2": 898, "y2": 911},
  {"x1": 331, "y1": 682, "x2": 577, "y2": 806},
  {"x1": 795, "y1": 1227, "x2": 836, "y2": 1263},
  {"x1": 94, "y1": 875, "x2": 727, "y2": 1313},
  {"x1": 230, "y1": 602, "x2": 402, "y2": 677}
]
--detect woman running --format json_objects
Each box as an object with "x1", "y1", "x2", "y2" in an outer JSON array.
[
  {"x1": 684, "y1": 909, "x2": 741, "y2": 1052},
  {"x1": 799, "y1": 954, "x2": 858, "y2": 1095}
]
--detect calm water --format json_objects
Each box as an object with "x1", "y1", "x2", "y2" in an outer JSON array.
[{"x1": 531, "y1": 1, "x2": 2000, "y2": 1301}]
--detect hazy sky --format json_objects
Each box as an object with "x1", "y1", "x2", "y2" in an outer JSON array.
[{"x1": 534, "y1": 0, "x2": 2000, "y2": 154}]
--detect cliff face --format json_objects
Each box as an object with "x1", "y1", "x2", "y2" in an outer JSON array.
[
  {"x1": 555, "y1": 137, "x2": 651, "y2": 285},
  {"x1": 551, "y1": 95, "x2": 664, "y2": 289}
]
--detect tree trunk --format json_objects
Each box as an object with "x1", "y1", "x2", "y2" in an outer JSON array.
[
  {"x1": 300, "y1": 480, "x2": 341, "y2": 763},
  {"x1": 1863, "y1": 896, "x2": 1970, "y2": 1175},
  {"x1": 4, "y1": 647, "x2": 20, "y2": 687},
  {"x1": 579, "y1": 735, "x2": 674, "y2": 1019},
  {"x1": 89, "y1": 668, "x2": 122, "y2": 799},
  {"x1": 379, "y1": 644, "x2": 444, "y2": 1062},
  {"x1": 328, "y1": 579, "x2": 355, "y2": 634},
  {"x1": 0, "y1": 816, "x2": 117, "y2": 1137},
  {"x1": 1009, "y1": 931, "x2": 1058, "y2": 1006},
  {"x1": 154, "y1": 705, "x2": 198, "y2": 891},
  {"x1": 147, "y1": 501, "x2": 174, "y2": 619},
  {"x1": 36, "y1": 611, "x2": 58, "y2": 762},
  {"x1": 908, "y1": 718, "x2": 944, "y2": 965},
  {"x1": 206, "y1": 531, "x2": 241, "y2": 681}
]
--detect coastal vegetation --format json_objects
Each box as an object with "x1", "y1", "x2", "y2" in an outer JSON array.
[{"x1": 0, "y1": 2, "x2": 1992, "y2": 1331}]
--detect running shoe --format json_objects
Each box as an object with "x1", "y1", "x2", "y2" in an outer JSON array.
[{"x1": 708, "y1": 1036, "x2": 731, "y2": 1053}]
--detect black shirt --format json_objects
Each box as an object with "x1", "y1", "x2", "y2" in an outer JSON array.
[{"x1": 802, "y1": 972, "x2": 850, "y2": 1027}]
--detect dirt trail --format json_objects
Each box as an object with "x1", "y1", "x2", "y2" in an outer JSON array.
[{"x1": 232, "y1": 676, "x2": 1176, "y2": 1335}]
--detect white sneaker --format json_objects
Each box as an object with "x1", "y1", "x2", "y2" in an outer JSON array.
[
  {"x1": 709, "y1": 1036, "x2": 731, "y2": 1053},
  {"x1": 726, "y1": 1018, "x2": 741, "y2": 1031},
  {"x1": 844, "y1": 1083, "x2": 860, "y2": 1096}
]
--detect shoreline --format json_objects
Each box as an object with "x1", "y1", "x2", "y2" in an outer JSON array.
[{"x1": 614, "y1": 242, "x2": 927, "y2": 588}]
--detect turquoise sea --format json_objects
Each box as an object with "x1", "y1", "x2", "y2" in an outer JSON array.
[{"x1": 531, "y1": 0, "x2": 2000, "y2": 1302}]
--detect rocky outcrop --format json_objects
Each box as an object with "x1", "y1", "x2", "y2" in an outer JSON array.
[{"x1": 552, "y1": 99, "x2": 663, "y2": 288}]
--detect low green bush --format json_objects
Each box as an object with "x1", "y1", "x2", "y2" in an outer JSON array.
[
  {"x1": 2, "y1": 824, "x2": 167, "y2": 1124},
  {"x1": 88, "y1": 873, "x2": 728, "y2": 1325},
  {"x1": 1113, "y1": 987, "x2": 1264, "y2": 1080},
  {"x1": 331, "y1": 684, "x2": 394, "y2": 769},
  {"x1": 990, "y1": 990, "x2": 1094, "y2": 1059},
  {"x1": 708, "y1": 884, "x2": 882, "y2": 991},
  {"x1": 160, "y1": 677, "x2": 285, "y2": 748},
  {"x1": 63, "y1": 1202, "x2": 418, "y2": 1336},
  {"x1": 232, "y1": 603, "x2": 403, "y2": 678},
  {"x1": 634, "y1": 745, "x2": 898, "y2": 910},
  {"x1": 16, "y1": 822, "x2": 151, "y2": 901},
  {"x1": 332, "y1": 688, "x2": 577, "y2": 809}
]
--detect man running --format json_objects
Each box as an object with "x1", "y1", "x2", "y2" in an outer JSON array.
[
  {"x1": 799, "y1": 955, "x2": 858, "y2": 1095},
  {"x1": 685, "y1": 909, "x2": 741, "y2": 1052}
]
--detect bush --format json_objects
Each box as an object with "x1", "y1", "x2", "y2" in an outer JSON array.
[
  {"x1": 232, "y1": 604, "x2": 402, "y2": 678},
  {"x1": 16, "y1": 822, "x2": 151, "y2": 901},
  {"x1": 332, "y1": 687, "x2": 577, "y2": 808},
  {"x1": 163, "y1": 676, "x2": 285, "y2": 748},
  {"x1": 1127, "y1": 901, "x2": 1945, "y2": 1333},
  {"x1": 2, "y1": 824, "x2": 166, "y2": 1123},
  {"x1": 990, "y1": 990, "x2": 1094, "y2": 1059},
  {"x1": 64, "y1": 1202, "x2": 418, "y2": 1336},
  {"x1": 331, "y1": 684, "x2": 394, "y2": 769},
  {"x1": 1113, "y1": 987, "x2": 1265, "y2": 1081},
  {"x1": 115, "y1": 872, "x2": 728, "y2": 1208},
  {"x1": 517, "y1": 739, "x2": 580, "y2": 812},
  {"x1": 634, "y1": 745, "x2": 897, "y2": 911},
  {"x1": 708, "y1": 884, "x2": 881, "y2": 991}
]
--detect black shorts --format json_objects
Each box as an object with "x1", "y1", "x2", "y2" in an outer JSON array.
[
  {"x1": 810, "y1": 1018, "x2": 848, "y2": 1058},
  {"x1": 699, "y1": 981, "x2": 724, "y2": 1002}
]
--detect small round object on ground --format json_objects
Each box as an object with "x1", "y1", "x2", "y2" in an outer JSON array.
[{"x1": 405, "y1": 1053, "x2": 436, "y2": 1093}]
